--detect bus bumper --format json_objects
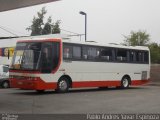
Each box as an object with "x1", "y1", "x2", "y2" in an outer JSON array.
[{"x1": 10, "y1": 78, "x2": 57, "y2": 90}]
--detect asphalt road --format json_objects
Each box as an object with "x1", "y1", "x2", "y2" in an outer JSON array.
[{"x1": 0, "y1": 85, "x2": 160, "y2": 114}]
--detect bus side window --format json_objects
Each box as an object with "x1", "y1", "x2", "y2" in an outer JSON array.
[
  {"x1": 129, "y1": 51, "x2": 135, "y2": 62},
  {"x1": 63, "y1": 45, "x2": 73, "y2": 59},
  {"x1": 100, "y1": 48, "x2": 112, "y2": 61},
  {"x1": 82, "y1": 46, "x2": 99, "y2": 60},
  {"x1": 135, "y1": 51, "x2": 143, "y2": 63},
  {"x1": 82, "y1": 46, "x2": 88, "y2": 60},
  {"x1": 73, "y1": 46, "x2": 81, "y2": 59},
  {"x1": 144, "y1": 51, "x2": 149, "y2": 63},
  {"x1": 116, "y1": 49, "x2": 127, "y2": 62},
  {"x1": 52, "y1": 43, "x2": 60, "y2": 70},
  {"x1": 87, "y1": 47, "x2": 95, "y2": 60}
]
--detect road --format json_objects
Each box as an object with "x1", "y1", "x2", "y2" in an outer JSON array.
[{"x1": 0, "y1": 85, "x2": 160, "y2": 114}]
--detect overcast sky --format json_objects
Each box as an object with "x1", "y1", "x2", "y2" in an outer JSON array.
[{"x1": 0, "y1": 0, "x2": 160, "y2": 44}]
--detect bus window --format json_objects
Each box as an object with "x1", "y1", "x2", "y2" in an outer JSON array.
[
  {"x1": 100, "y1": 48, "x2": 113, "y2": 61},
  {"x1": 82, "y1": 46, "x2": 88, "y2": 59},
  {"x1": 41, "y1": 43, "x2": 52, "y2": 73},
  {"x1": 52, "y1": 42, "x2": 60, "y2": 70},
  {"x1": 63, "y1": 45, "x2": 73, "y2": 59},
  {"x1": 88, "y1": 47, "x2": 99, "y2": 60},
  {"x1": 144, "y1": 51, "x2": 149, "y2": 63},
  {"x1": 135, "y1": 51, "x2": 143, "y2": 63},
  {"x1": 73, "y1": 46, "x2": 81, "y2": 59},
  {"x1": 82, "y1": 46, "x2": 99, "y2": 60},
  {"x1": 20, "y1": 42, "x2": 41, "y2": 70},
  {"x1": 116, "y1": 49, "x2": 127, "y2": 62},
  {"x1": 129, "y1": 51, "x2": 135, "y2": 62}
]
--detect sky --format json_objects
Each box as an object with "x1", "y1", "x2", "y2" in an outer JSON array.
[{"x1": 0, "y1": 0, "x2": 160, "y2": 44}]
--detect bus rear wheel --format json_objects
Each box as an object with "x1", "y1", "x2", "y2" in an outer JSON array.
[
  {"x1": 121, "y1": 77, "x2": 130, "y2": 89},
  {"x1": 56, "y1": 77, "x2": 70, "y2": 93}
]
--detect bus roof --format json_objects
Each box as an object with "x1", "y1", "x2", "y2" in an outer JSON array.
[
  {"x1": 62, "y1": 39, "x2": 149, "y2": 51},
  {"x1": 15, "y1": 34, "x2": 149, "y2": 51}
]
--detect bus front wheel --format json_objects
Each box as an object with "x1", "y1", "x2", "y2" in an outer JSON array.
[
  {"x1": 56, "y1": 77, "x2": 70, "y2": 93},
  {"x1": 121, "y1": 76, "x2": 130, "y2": 89},
  {"x1": 1, "y1": 81, "x2": 10, "y2": 88}
]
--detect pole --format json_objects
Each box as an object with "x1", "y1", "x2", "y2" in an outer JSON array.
[
  {"x1": 85, "y1": 14, "x2": 87, "y2": 42},
  {"x1": 79, "y1": 11, "x2": 87, "y2": 42}
]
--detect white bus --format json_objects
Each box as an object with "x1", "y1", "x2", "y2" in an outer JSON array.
[{"x1": 9, "y1": 38, "x2": 150, "y2": 92}]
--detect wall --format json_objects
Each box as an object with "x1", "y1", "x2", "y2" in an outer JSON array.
[{"x1": 150, "y1": 64, "x2": 160, "y2": 83}]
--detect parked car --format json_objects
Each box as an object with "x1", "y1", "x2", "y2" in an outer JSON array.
[{"x1": 0, "y1": 65, "x2": 10, "y2": 88}]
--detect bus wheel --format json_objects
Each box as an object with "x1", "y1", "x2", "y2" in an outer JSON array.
[
  {"x1": 57, "y1": 77, "x2": 69, "y2": 93},
  {"x1": 121, "y1": 77, "x2": 130, "y2": 89},
  {"x1": 1, "y1": 81, "x2": 10, "y2": 88}
]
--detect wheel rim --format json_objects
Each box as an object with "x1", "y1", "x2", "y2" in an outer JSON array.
[
  {"x1": 123, "y1": 78, "x2": 129, "y2": 88},
  {"x1": 59, "y1": 80, "x2": 68, "y2": 91},
  {"x1": 3, "y1": 82, "x2": 9, "y2": 88}
]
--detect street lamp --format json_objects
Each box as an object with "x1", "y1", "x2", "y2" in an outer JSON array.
[{"x1": 79, "y1": 11, "x2": 87, "y2": 42}]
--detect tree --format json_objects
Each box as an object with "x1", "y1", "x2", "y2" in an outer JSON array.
[
  {"x1": 42, "y1": 17, "x2": 61, "y2": 35},
  {"x1": 123, "y1": 30, "x2": 150, "y2": 46},
  {"x1": 26, "y1": 7, "x2": 61, "y2": 36},
  {"x1": 148, "y1": 43, "x2": 160, "y2": 63},
  {"x1": 52, "y1": 20, "x2": 61, "y2": 33},
  {"x1": 42, "y1": 16, "x2": 52, "y2": 35}
]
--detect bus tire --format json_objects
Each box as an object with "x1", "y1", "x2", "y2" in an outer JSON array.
[
  {"x1": 1, "y1": 81, "x2": 10, "y2": 88},
  {"x1": 121, "y1": 76, "x2": 130, "y2": 89},
  {"x1": 56, "y1": 77, "x2": 70, "y2": 93}
]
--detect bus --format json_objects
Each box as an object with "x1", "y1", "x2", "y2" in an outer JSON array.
[{"x1": 9, "y1": 38, "x2": 150, "y2": 92}]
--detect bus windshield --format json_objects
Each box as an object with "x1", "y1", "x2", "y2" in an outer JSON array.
[{"x1": 11, "y1": 42, "x2": 42, "y2": 70}]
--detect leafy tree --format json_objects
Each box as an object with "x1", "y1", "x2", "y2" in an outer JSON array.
[
  {"x1": 53, "y1": 20, "x2": 61, "y2": 33},
  {"x1": 148, "y1": 43, "x2": 160, "y2": 63},
  {"x1": 42, "y1": 16, "x2": 52, "y2": 35},
  {"x1": 123, "y1": 30, "x2": 150, "y2": 46},
  {"x1": 42, "y1": 17, "x2": 61, "y2": 35},
  {"x1": 26, "y1": 7, "x2": 61, "y2": 36}
]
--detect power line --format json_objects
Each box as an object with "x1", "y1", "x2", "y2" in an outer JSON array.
[
  {"x1": 0, "y1": 25, "x2": 84, "y2": 39},
  {"x1": 0, "y1": 25, "x2": 18, "y2": 36},
  {"x1": 0, "y1": 25, "x2": 30, "y2": 36},
  {"x1": 60, "y1": 28, "x2": 85, "y2": 41},
  {"x1": 60, "y1": 28, "x2": 81, "y2": 35}
]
